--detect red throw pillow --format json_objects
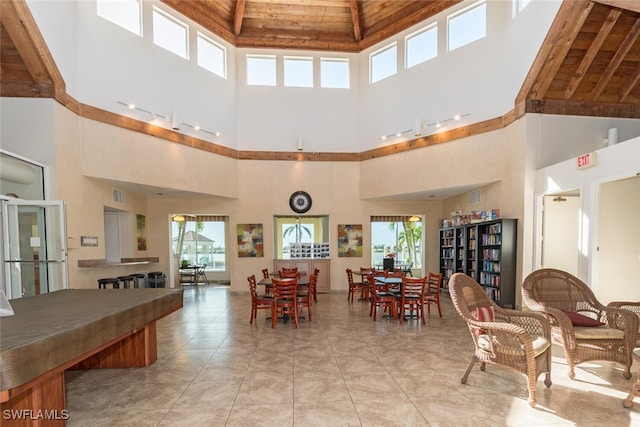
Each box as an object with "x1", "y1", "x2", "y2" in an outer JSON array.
[
  {"x1": 475, "y1": 306, "x2": 495, "y2": 322},
  {"x1": 562, "y1": 310, "x2": 604, "y2": 327},
  {"x1": 473, "y1": 306, "x2": 495, "y2": 335}
]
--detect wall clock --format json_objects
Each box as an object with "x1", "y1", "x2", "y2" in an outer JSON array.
[{"x1": 289, "y1": 191, "x2": 312, "y2": 214}]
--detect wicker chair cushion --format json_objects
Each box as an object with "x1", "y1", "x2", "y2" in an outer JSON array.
[
  {"x1": 573, "y1": 326, "x2": 625, "y2": 340},
  {"x1": 477, "y1": 334, "x2": 550, "y2": 357},
  {"x1": 562, "y1": 310, "x2": 604, "y2": 327}
]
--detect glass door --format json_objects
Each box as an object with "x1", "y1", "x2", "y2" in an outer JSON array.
[{"x1": 1, "y1": 200, "x2": 67, "y2": 299}]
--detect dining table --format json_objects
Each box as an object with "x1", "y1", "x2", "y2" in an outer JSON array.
[
  {"x1": 179, "y1": 264, "x2": 208, "y2": 286},
  {"x1": 258, "y1": 275, "x2": 310, "y2": 288}
]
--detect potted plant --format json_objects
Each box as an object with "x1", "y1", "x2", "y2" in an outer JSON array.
[{"x1": 180, "y1": 259, "x2": 189, "y2": 269}]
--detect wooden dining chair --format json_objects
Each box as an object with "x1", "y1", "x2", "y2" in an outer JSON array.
[
  {"x1": 279, "y1": 269, "x2": 300, "y2": 279},
  {"x1": 396, "y1": 276, "x2": 426, "y2": 324},
  {"x1": 346, "y1": 268, "x2": 369, "y2": 303},
  {"x1": 368, "y1": 274, "x2": 396, "y2": 321},
  {"x1": 271, "y1": 277, "x2": 299, "y2": 328},
  {"x1": 297, "y1": 273, "x2": 314, "y2": 321},
  {"x1": 312, "y1": 268, "x2": 320, "y2": 302},
  {"x1": 261, "y1": 268, "x2": 271, "y2": 295},
  {"x1": 248, "y1": 275, "x2": 272, "y2": 324},
  {"x1": 424, "y1": 272, "x2": 443, "y2": 317}
]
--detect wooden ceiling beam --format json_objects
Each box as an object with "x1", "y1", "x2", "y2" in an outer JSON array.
[
  {"x1": 591, "y1": 16, "x2": 640, "y2": 99},
  {"x1": 517, "y1": 2, "x2": 577, "y2": 105},
  {"x1": 0, "y1": 0, "x2": 66, "y2": 102},
  {"x1": 565, "y1": 8, "x2": 621, "y2": 99},
  {"x1": 618, "y1": 61, "x2": 640, "y2": 102},
  {"x1": 592, "y1": 0, "x2": 640, "y2": 14},
  {"x1": 528, "y1": 1, "x2": 594, "y2": 101},
  {"x1": 358, "y1": 0, "x2": 461, "y2": 51},
  {"x1": 162, "y1": 1, "x2": 236, "y2": 44},
  {"x1": 526, "y1": 98, "x2": 640, "y2": 118},
  {"x1": 349, "y1": 0, "x2": 362, "y2": 42},
  {"x1": 0, "y1": 79, "x2": 53, "y2": 98},
  {"x1": 236, "y1": 34, "x2": 358, "y2": 52},
  {"x1": 234, "y1": 0, "x2": 247, "y2": 35}
]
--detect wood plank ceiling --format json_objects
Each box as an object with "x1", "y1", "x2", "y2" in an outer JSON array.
[{"x1": 1, "y1": 0, "x2": 639, "y2": 120}]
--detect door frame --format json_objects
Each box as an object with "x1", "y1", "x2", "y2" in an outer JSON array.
[{"x1": 1, "y1": 199, "x2": 68, "y2": 299}]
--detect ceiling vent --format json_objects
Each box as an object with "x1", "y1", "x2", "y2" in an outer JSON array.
[
  {"x1": 112, "y1": 188, "x2": 126, "y2": 204},
  {"x1": 468, "y1": 190, "x2": 481, "y2": 205}
]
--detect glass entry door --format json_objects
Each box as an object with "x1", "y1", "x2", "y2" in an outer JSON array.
[{"x1": 1, "y1": 200, "x2": 67, "y2": 299}]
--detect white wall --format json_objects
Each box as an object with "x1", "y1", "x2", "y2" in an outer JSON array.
[
  {"x1": 536, "y1": 115, "x2": 640, "y2": 169},
  {"x1": 596, "y1": 176, "x2": 640, "y2": 304},
  {"x1": 27, "y1": 0, "x2": 238, "y2": 147},
  {"x1": 235, "y1": 48, "x2": 360, "y2": 153},
  {"x1": 24, "y1": 0, "x2": 561, "y2": 153},
  {"x1": 534, "y1": 135, "x2": 640, "y2": 291},
  {"x1": 356, "y1": 0, "x2": 561, "y2": 151},
  {"x1": 0, "y1": 98, "x2": 58, "y2": 198}
]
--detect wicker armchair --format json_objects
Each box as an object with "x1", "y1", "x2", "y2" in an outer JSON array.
[
  {"x1": 449, "y1": 273, "x2": 552, "y2": 407},
  {"x1": 522, "y1": 268, "x2": 638, "y2": 380},
  {"x1": 607, "y1": 301, "x2": 640, "y2": 346},
  {"x1": 607, "y1": 301, "x2": 640, "y2": 409}
]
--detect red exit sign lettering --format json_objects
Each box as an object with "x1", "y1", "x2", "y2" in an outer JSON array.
[{"x1": 576, "y1": 152, "x2": 596, "y2": 170}]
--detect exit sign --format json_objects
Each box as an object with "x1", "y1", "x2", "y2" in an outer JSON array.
[{"x1": 576, "y1": 152, "x2": 596, "y2": 170}]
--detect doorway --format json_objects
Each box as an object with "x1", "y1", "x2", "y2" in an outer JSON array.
[
  {"x1": 541, "y1": 192, "x2": 580, "y2": 275},
  {"x1": 1, "y1": 200, "x2": 67, "y2": 299}
]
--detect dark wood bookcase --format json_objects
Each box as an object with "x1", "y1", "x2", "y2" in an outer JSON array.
[{"x1": 439, "y1": 219, "x2": 517, "y2": 307}]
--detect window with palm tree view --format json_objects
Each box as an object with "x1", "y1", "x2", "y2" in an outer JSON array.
[
  {"x1": 172, "y1": 215, "x2": 227, "y2": 271},
  {"x1": 371, "y1": 216, "x2": 423, "y2": 273},
  {"x1": 274, "y1": 215, "x2": 329, "y2": 259}
]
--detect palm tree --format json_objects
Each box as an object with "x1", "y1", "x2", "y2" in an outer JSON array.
[
  {"x1": 174, "y1": 218, "x2": 204, "y2": 264},
  {"x1": 389, "y1": 221, "x2": 422, "y2": 266},
  {"x1": 399, "y1": 221, "x2": 421, "y2": 266},
  {"x1": 283, "y1": 222, "x2": 312, "y2": 242}
]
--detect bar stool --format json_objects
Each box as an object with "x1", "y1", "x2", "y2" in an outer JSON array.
[
  {"x1": 147, "y1": 271, "x2": 166, "y2": 288},
  {"x1": 130, "y1": 273, "x2": 146, "y2": 288},
  {"x1": 117, "y1": 275, "x2": 136, "y2": 289},
  {"x1": 98, "y1": 278, "x2": 120, "y2": 289}
]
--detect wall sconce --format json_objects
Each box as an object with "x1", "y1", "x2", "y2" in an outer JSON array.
[
  {"x1": 172, "y1": 214, "x2": 186, "y2": 222},
  {"x1": 408, "y1": 215, "x2": 421, "y2": 222},
  {"x1": 414, "y1": 118, "x2": 422, "y2": 136},
  {"x1": 171, "y1": 109, "x2": 180, "y2": 130}
]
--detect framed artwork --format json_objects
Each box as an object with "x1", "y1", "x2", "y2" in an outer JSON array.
[
  {"x1": 337, "y1": 224, "x2": 363, "y2": 257},
  {"x1": 136, "y1": 214, "x2": 147, "y2": 250},
  {"x1": 237, "y1": 223, "x2": 264, "y2": 257},
  {"x1": 80, "y1": 236, "x2": 98, "y2": 247}
]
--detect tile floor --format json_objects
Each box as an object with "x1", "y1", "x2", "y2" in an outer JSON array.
[{"x1": 66, "y1": 285, "x2": 640, "y2": 426}]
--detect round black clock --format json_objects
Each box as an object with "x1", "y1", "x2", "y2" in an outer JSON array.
[{"x1": 289, "y1": 191, "x2": 312, "y2": 214}]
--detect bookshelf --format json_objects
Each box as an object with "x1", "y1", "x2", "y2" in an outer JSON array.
[
  {"x1": 466, "y1": 225, "x2": 478, "y2": 279},
  {"x1": 439, "y1": 227, "x2": 455, "y2": 289},
  {"x1": 439, "y1": 219, "x2": 517, "y2": 307}
]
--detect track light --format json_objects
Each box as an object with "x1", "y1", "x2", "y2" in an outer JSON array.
[{"x1": 117, "y1": 101, "x2": 219, "y2": 138}]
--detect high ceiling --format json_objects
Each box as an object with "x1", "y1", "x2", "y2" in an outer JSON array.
[
  {"x1": 1, "y1": 0, "x2": 639, "y2": 119},
  {"x1": 161, "y1": 0, "x2": 462, "y2": 52}
]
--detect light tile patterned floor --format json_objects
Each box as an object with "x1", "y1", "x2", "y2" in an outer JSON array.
[{"x1": 66, "y1": 285, "x2": 640, "y2": 426}]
